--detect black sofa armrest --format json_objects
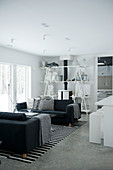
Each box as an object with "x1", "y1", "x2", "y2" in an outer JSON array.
[
  {"x1": 66, "y1": 104, "x2": 74, "y2": 125},
  {"x1": 66, "y1": 103, "x2": 81, "y2": 126},
  {"x1": 16, "y1": 102, "x2": 28, "y2": 112},
  {"x1": 0, "y1": 112, "x2": 27, "y2": 121}
]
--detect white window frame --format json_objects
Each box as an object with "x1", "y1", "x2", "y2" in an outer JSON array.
[{"x1": 0, "y1": 63, "x2": 31, "y2": 111}]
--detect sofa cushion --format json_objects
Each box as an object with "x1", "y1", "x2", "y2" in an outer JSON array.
[
  {"x1": 33, "y1": 98, "x2": 40, "y2": 110},
  {"x1": 0, "y1": 112, "x2": 27, "y2": 121},
  {"x1": 54, "y1": 99, "x2": 73, "y2": 111},
  {"x1": 38, "y1": 99, "x2": 54, "y2": 111}
]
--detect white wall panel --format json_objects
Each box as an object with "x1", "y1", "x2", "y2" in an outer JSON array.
[{"x1": 0, "y1": 46, "x2": 42, "y2": 98}]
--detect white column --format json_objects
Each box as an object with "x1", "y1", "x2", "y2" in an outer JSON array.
[
  {"x1": 12, "y1": 65, "x2": 17, "y2": 111},
  {"x1": 89, "y1": 112, "x2": 101, "y2": 144},
  {"x1": 104, "y1": 106, "x2": 113, "y2": 147}
]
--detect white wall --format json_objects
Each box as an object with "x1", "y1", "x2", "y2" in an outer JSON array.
[
  {"x1": 0, "y1": 46, "x2": 97, "y2": 112},
  {"x1": 0, "y1": 46, "x2": 42, "y2": 98}
]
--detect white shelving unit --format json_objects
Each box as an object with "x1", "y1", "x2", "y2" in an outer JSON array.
[
  {"x1": 81, "y1": 96, "x2": 91, "y2": 114},
  {"x1": 72, "y1": 94, "x2": 91, "y2": 114},
  {"x1": 40, "y1": 64, "x2": 91, "y2": 113}
]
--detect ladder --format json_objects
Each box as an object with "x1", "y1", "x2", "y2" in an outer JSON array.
[
  {"x1": 75, "y1": 69, "x2": 90, "y2": 114},
  {"x1": 81, "y1": 96, "x2": 90, "y2": 114}
]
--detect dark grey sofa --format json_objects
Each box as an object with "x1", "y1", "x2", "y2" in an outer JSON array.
[
  {"x1": 16, "y1": 99, "x2": 81, "y2": 126},
  {"x1": 0, "y1": 112, "x2": 40, "y2": 157}
]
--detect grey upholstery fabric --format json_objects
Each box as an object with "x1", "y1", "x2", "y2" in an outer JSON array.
[
  {"x1": 35, "y1": 114, "x2": 51, "y2": 145},
  {"x1": 68, "y1": 103, "x2": 81, "y2": 119},
  {"x1": 38, "y1": 99, "x2": 54, "y2": 111}
]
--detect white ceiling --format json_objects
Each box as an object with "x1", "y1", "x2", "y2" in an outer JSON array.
[{"x1": 0, "y1": 0, "x2": 113, "y2": 57}]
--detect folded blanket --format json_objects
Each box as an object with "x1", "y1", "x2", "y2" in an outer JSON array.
[
  {"x1": 35, "y1": 114, "x2": 51, "y2": 145},
  {"x1": 68, "y1": 103, "x2": 81, "y2": 119}
]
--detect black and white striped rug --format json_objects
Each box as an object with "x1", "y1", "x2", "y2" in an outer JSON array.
[{"x1": 0, "y1": 121, "x2": 85, "y2": 164}]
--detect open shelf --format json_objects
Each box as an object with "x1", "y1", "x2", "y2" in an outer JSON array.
[
  {"x1": 81, "y1": 109, "x2": 91, "y2": 113},
  {"x1": 40, "y1": 65, "x2": 92, "y2": 69}
]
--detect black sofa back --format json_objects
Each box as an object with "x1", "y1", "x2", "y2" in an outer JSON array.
[
  {"x1": 54, "y1": 99, "x2": 73, "y2": 111},
  {"x1": 16, "y1": 99, "x2": 74, "y2": 112},
  {"x1": 16, "y1": 102, "x2": 27, "y2": 112},
  {"x1": 0, "y1": 112, "x2": 27, "y2": 121}
]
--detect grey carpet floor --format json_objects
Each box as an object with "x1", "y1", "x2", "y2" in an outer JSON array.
[
  {"x1": 0, "y1": 123, "x2": 84, "y2": 164},
  {"x1": 0, "y1": 116, "x2": 113, "y2": 170}
]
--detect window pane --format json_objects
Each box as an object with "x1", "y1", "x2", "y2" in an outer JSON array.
[
  {"x1": 0, "y1": 64, "x2": 12, "y2": 111},
  {"x1": 0, "y1": 64, "x2": 31, "y2": 111},
  {"x1": 16, "y1": 65, "x2": 31, "y2": 103},
  {"x1": 16, "y1": 66, "x2": 26, "y2": 103}
]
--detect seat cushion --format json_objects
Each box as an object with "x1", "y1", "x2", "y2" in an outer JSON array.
[
  {"x1": 19, "y1": 109, "x2": 28, "y2": 112},
  {"x1": 0, "y1": 112, "x2": 27, "y2": 121},
  {"x1": 32, "y1": 109, "x2": 42, "y2": 113},
  {"x1": 54, "y1": 99, "x2": 73, "y2": 111},
  {"x1": 40, "y1": 110, "x2": 66, "y2": 115}
]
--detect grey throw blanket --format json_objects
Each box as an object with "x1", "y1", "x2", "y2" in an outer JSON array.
[
  {"x1": 35, "y1": 114, "x2": 51, "y2": 146},
  {"x1": 68, "y1": 103, "x2": 81, "y2": 119}
]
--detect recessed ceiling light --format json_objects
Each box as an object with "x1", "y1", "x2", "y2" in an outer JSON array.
[
  {"x1": 42, "y1": 34, "x2": 49, "y2": 40},
  {"x1": 65, "y1": 37, "x2": 71, "y2": 41},
  {"x1": 41, "y1": 23, "x2": 50, "y2": 27},
  {"x1": 41, "y1": 23, "x2": 46, "y2": 26},
  {"x1": 10, "y1": 38, "x2": 15, "y2": 43}
]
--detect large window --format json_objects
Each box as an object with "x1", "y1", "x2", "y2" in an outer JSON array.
[
  {"x1": 0, "y1": 63, "x2": 31, "y2": 111},
  {"x1": 0, "y1": 64, "x2": 12, "y2": 111}
]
